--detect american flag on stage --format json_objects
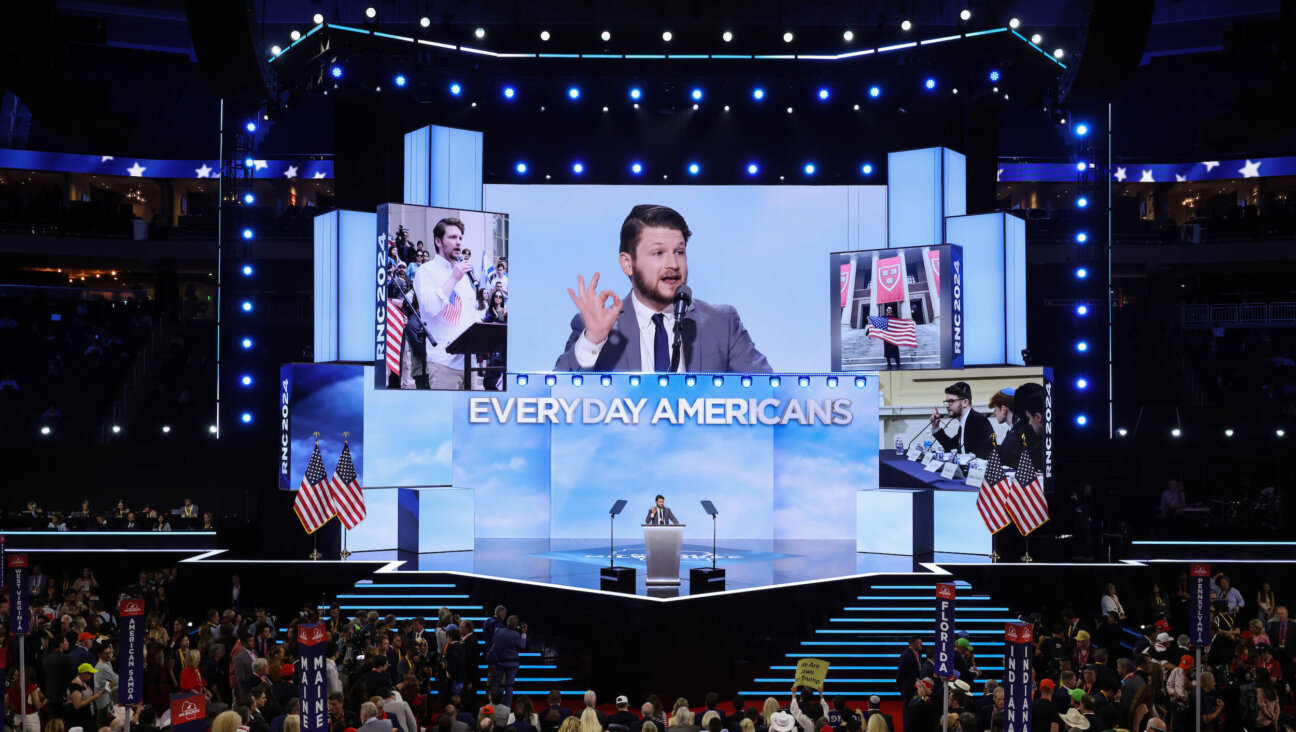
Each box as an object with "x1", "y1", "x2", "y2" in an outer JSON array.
[
  {"x1": 976, "y1": 448, "x2": 1013, "y2": 533},
  {"x1": 293, "y1": 442, "x2": 335, "y2": 533},
  {"x1": 385, "y1": 299, "x2": 406, "y2": 376},
  {"x1": 442, "y1": 290, "x2": 462, "y2": 325},
  {"x1": 867, "y1": 315, "x2": 918, "y2": 347},
  {"x1": 1006, "y1": 450, "x2": 1050, "y2": 535},
  {"x1": 328, "y1": 442, "x2": 367, "y2": 530}
]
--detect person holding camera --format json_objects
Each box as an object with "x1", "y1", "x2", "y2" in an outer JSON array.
[{"x1": 485, "y1": 616, "x2": 528, "y2": 709}]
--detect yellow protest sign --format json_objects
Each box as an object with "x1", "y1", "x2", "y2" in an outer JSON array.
[{"x1": 794, "y1": 658, "x2": 830, "y2": 690}]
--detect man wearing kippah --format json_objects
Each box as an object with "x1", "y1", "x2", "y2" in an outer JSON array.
[{"x1": 929, "y1": 381, "x2": 996, "y2": 460}]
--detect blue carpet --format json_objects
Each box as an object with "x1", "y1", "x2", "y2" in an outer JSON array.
[{"x1": 532, "y1": 543, "x2": 797, "y2": 567}]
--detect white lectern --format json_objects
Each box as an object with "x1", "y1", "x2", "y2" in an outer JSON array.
[{"x1": 642, "y1": 524, "x2": 685, "y2": 586}]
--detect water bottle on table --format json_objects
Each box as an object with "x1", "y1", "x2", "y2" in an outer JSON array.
[{"x1": 895, "y1": 436, "x2": 905, "y2": 456}]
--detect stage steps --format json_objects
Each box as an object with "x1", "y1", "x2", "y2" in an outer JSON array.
[
  {"x1": 322, "y1": 576, "x2": 578, "y2": 696},
  {"x1": 740, "y1": 578, "x2": 1014, "y2": 698}
]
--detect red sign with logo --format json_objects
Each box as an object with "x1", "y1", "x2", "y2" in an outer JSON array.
[
  {"x1": 299, "y1": 624, "x2": 326, "y2": 647},
  {"x1": 120, "y1": 598, "x2": 146, "y2": 617},
  {"x1": 1005, "y1": 622, "x2": 1034, "y2": 644},
  {"x1": 926, "y1": 250, "x2": 942, "y2": 296},
  {"x1": 840, "y1": 264, "x2": 851, "y2": 309},
  {"x1": 1189, "y1": 563, "x2": 1210, "y2": 578},
  {"x1": 172, "y1": 694, "x2": 206, "y2": 725},
  {"x1": 875, "y1": 256, "x2": 905, "y2": 304},
  {"x1": 7, "y1": 553, "x2": 28, "y2": 568},
  {"x1": 936, "y1": 583, "x2": 956, "y2": 600}
]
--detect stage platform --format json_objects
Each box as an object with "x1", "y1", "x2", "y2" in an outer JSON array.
[{"x1": 346, "y1": 539, "x2": 989, "y2": 596}]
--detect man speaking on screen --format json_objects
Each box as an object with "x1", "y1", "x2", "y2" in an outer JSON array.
[{"x1": 553, "y1": 204, "x2": 772, "y2": 373}]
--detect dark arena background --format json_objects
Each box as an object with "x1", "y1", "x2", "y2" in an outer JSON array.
[{"x1": 2, "y1": 2, "x2": 1295, "y2": 732}]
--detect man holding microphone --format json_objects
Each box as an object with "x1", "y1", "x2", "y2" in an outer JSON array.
[{"x1": 413, "y1": 217, "x2": 484, "y2": 389}]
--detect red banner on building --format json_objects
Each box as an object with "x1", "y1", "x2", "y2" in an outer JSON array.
[{"x1": 875, "y1": 256, "x2": 905, "y2": 304}]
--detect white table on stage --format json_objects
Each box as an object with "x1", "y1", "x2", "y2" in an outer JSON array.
[{"x1": 642, "y1": 524, "x2": 685, "y2": 586}]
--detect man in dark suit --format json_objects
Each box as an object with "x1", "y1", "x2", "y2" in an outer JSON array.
[
  {"x1": 646, "y1": 495, "x2": 680, "y2": 526},
  {"x1": 554, "y1": 204, "x2": 771, "y2": 374},
  {"x1": 896, "y1": 636, "x2": 923, "y2": 703},
  {"x1": 1268, "y1": 605, "x2": 1292, "y2": 665},
  {"x1": 459, "y1": 620, "x2": 480, "y2": 713},
  {"x1": 930, "y1": 382, "x2": 995, "y2": 459}
]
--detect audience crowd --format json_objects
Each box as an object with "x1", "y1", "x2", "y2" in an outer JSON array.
[{"x1": 0, "y1": 498, "x2": 213, "y2": 531}]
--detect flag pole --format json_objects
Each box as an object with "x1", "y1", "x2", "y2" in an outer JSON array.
[
  {"x1": 1021, "y1": 533, "x2": 1033, "y2": 563},
  {"x1": 309, "y1": 432, "x2": 323, "y2": 560},
  {"x1": 340, "y1": 432, "x2": 352, "y2": 560}
]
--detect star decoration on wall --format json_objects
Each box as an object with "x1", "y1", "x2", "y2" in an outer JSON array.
[
  {"x1": 1239, "y1": 160, "x2": 1261, "y2": 178},
  {"x1": 1175, "y1": 174, "x2": 1187, "y2": 182},
  {"x1": 313, "y1": 171, "x2": 327, "y2": 179},
  {"x1": 195, "y1": 164, "x2": 213, "y2": 178},
  {"x1": 127, "y1": 162, "x2": 146, "y2": 177},
  {"x1": 1113, "y1": 167, "x2": 1127, "y2": 182},
  {"x1": 1139, "y1": 170, "x2": 1155, "y2": 183},
  {"x1": 1203, "y1": 161, "x2": 1220, "y2": 171},
  {"x1": 284, "y1": 165, "x2": 299, "y2": 179},
  {"x1": 254, "y1": 160, "x2": 269, "y2": 170},
  {"x1": 101, "y1": 156, "x2": 114, "y2": 163}
]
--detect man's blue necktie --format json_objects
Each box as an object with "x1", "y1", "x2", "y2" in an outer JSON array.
[{"x1": 652, "y1": 313, "x2": 669, "y2": 372}]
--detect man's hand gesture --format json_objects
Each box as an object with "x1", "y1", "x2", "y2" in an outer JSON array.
[{"x1": 568, "y1": 273, "x2": 623, "y2": 345}]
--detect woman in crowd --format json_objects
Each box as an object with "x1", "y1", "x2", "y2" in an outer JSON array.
[
  {"x1": 580, "y1": 708, "x2": 603, "y2": 732},
  {"x1": 1127, "y1": 683, "x2": 1159, "y2": 732},
  {"x1": 1100, "y1": 583, "x2": 1126, "y2": 620},
  {"x1": 154, "y1": 514, "x2": 172, "y2": 531},
  {"x1": 761, "y1": 698, "x2": 781, "y2": 728},
  {"x1": 7, "y1": 665, "x2": 47, "y2": 732},
  {"x1": 1148, "y1": 583, "x2": 1169, "y2": 619},
  {"x1": 145, "y1": 613, "x2": 170, "y2": 646},
  {"x1": 1256, "y1": 582, "x2": 1276, "y2": 622},
  {"x1": 212, "y1": 709, "x2": 244, "y2": 732},
  {"x1": 1255, "y1": 668, "x2": 1279, "y2": 732}
]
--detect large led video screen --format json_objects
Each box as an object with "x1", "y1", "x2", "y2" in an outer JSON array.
[
  {"x1": 831, "y1": 245, "x2": 963, "y2": 372},
  {"x1": 375, "y1": 204, "x2": 509, "y2": 391},
  {"x1": 481, "y1": 185, "x2": 888, "y2": 374}
]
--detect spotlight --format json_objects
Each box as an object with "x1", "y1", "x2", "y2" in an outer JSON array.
[
  {"x1": 688, "y1": 163, "x2": 700, "y2": 175},
  {"x1": 869, "y1": 86, "x2": 881, "y2": 98},
  {"x1": 241, "y1": 338, "x2": 253, "y2": 349},
  {"x1": 1075, "y1": 123, "x2": 1089, "y2": 136},
  {"x1": 1078, "y1": 197, "x2": 1089, "y2": 208},
  {"x1": 241, "y1": 413, "x2": 253, "y2": 423},
  {"x1": 243, "y1": 193, "x2": 255, "y2": 204},
  {"x1": 242, "y1": 228, "x2": 254, "y2": 239},
  {"x1": 855, "y1": 376, "x2": 867, "y2": 388},
  {"x1": 989, "y1": 70, "x2": 1000, "y2": 82},
  {"x1": 517, "y1": 374, "x2": 529, "y2": 386},
  {"x1": 474, "y1": 27, "x2": 485, "y2": 39},
  {"x1": 1279, "y1": 429, "x2": 1287, "y2": 437},
  {"x1": 209, "y1": 425, "x2": 218, "y2": 434},
  {"x1": 712, "y1": 376, "x2": 724, "y2": 387},
  {"x1": 770, "y1": 376, "x2": 782, "y2": 387},
  {"x1": 861, "y1": 164, "x2": 873, "y2": 175},
  {"x1": 1224, "y1": 428, "x2": 1234, "y2": 437},
  {"x1": 925, "y1": 78, "x2": 937, "y2": 90},
  {"x1": 244, "y1": 156, "x2": 254, "y2": 167},
  {"x1": 503, "y1": 86, "x2": 514, "y2": 98},
  {"x1": 685, "y1": 375, "x2": 697, "y2": 386},
  {"x1": 539, "y1": 30, "x2": 550, "y2": 40},
  {"x1": 1009, "y1": 18, "x2": 1020, "y2": 29},
  {"x1": 515, "y1": 162, "x2": 527, "y2": 174},
  {"x1": 544, "y1": 375, "x2": 557, "y2": 386},
  {"x1": 271, "y1": 45, "x2": 282, "y2": 56},
  {"x1": 741, "y1": 376, "x2": 753, "y2": 387},
  {"x1": 313, "y1": 13, "x2": 324, "y2": 24},
  {"x1": 572, "y1": 375, "x2": 584, "y2": 386},
  {"x1": 901, "y1": 20, "x2": 912, "y2": 31},
  {"x1": 952, "y1": 88, "x2": 959, "y2": 95},
  {"x1": 40, "y1": 426, "x2": 50, "y2": 435},
  {"x1": 1117, "y1": 427, "x2": 1128, "y2": 437},
  {"x1": 723, "y1": 31, "x2": 733, "y2": 42},
  {"x1": 242, "y1": 265, "x2": 254, "y2": 276},
  {"x1": 605, "y1": 106, "x2": 611, "y2": 112},
  {"x1": 783, "y1": 31, "x2": 794, "y2": 42},
  {"x1": 752, "y1": 87, "x2": 765, "y2": 100},
  {"x1": 241, "y1": 375, "x2": 253, "y2": 386},
  {"x1": 1076, "y1": 341, "x2": 1088, "y2": 352},
  {"x1": 1171, "y1": 427, "x2": 1182, "y2": 438},
  {"x1": 960, "y1": 9, "x2": 972, "y2": 20},
  {"x1": 1053, "y1": 48, "x2": 1065, "y2": 59},
  {"x1": 568, "y1": 87, "x2": 580, "y2": 99},
  {"x1": 658, "y1": 375, "x2": 669, "y2": 387},
  {"x1": 600, "y1": 375, "x2": 612, "y2": 387},
  {"x1": 1076, "y1": 232, "x2": 1088, "y2": 243},
  {"x1": 330, "y1": 65, "x2": 343, "y2": 79},
  {"x1": 1076, "y1": 378, "x2": 1088, "y2": 390},
  {"x1": 662, "y1": 31, "x2": 673, "y2": 42},
  {"x1": 241, "y1": 301, "x2": 253, "y2": 312},
  {"x1": 365, "y1": 7, "x2": 376, "y2": 18},
  {"x1": 421, "y1": 17, "x2": 431, "y2": 28},
  {"x1": 630, "y1": 87, "x2": 642, "y2": 100},
  {"x1": 449, "y1": 82, "x2": 461, "y2": 95},
  {"x1": 1076, "y1": 415, "x2": 1087, "y2": 426},
  {"x1": 747, "y1": 163, "x2": 759, "y2": 175},
  {"x1": 572, "y1": 162, "x2": 584, "y2": 174},
  {"x1": 111, "y1": 424, "x2": 122, "y2": 434},
  {"x1": 1075, "y1": 161, "x2": 1087, "y2": 172},
  {"x1": 631, "y1": 162, "x2": 643, "y2": 175},
  {"x1": 1076, "y1": 304, "x2": 1088, "y2": 316},
  {"x1": 804, "y1": 163, "x2": 816, "y2": 175},
  {"x1": 1076, "y1": 267, "x2": 1088, "y2": 279},
  {"x1": 629, "y1": 375, "x2": 641, "y2": 386},
  {"x1": 798, "y1": 376, "x2": 810, "y2": 388},
  {"x1": 691, "y1": 88, "x2": 703, "y2": 100},
  {"x1": 601, "y1": 30, "x2": 611, "y2": 41},
  {"x1": 843, "y1": 30, "x2": 854, "y2": 41},
  {"x1": 826, "y1": 376, "x2": 838, "y2": 388},
  {"x1": 394, "y1": 74, "x2": 406, "y2": 87},
  {"x1": 290, "y1": 30, "x2": 301, "y2": 41},
  {"x1": 818, "y1": 88, "x2": 830, "y2": 100},
  {"x1": 1031, "y1": 33, "x2": 1042, "y2": 44},
  {"x1": 246, "y1": 121, "x2": 257, "y2": 132},
  {"x1": 162, "y1": 425, "x2": 172, "y2": 434}
]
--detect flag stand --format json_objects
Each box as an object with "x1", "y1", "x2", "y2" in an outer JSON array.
[
  {"x1": 341, "y1": 529, "x2": 351, "y2": 560},
  {"x1": 309, "y1": 533, "x2": 322, "y2": 561},
  {"x1": 1021, "y1": 534, "x2": 1033, "y2": 563}
]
